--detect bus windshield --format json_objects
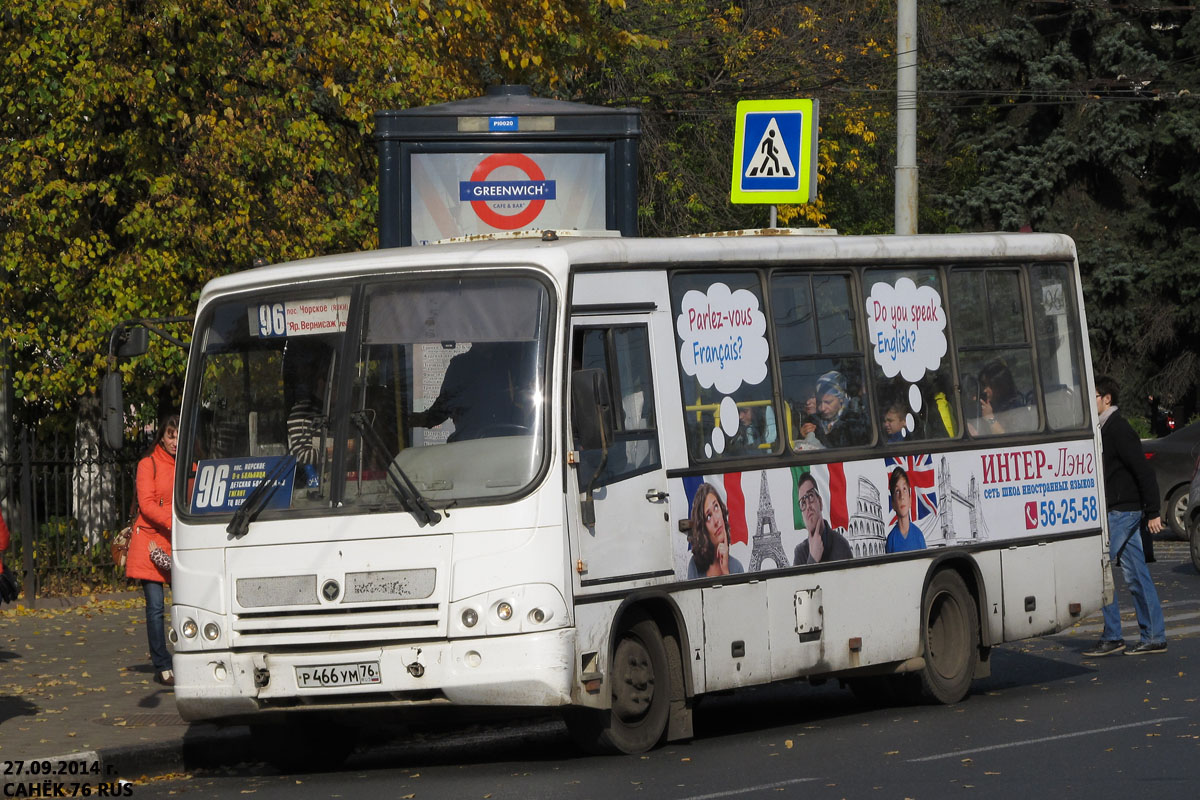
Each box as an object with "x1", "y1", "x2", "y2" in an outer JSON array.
[{"x1": 183, "y1": 275, "x2": 551, "y2": 518}]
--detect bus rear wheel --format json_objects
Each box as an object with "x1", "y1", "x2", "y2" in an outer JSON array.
[
  {"x1": 566, "y1": 614, "x2": 670, "y2": 754},
  {"x1": 917, "y1": 570, "x2": 978, "y2": 705}
]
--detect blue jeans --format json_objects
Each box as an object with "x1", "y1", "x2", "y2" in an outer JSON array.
[
  {"x1": 142, "y1": 580, "x2": 172, "y2": 672},
  {"x1": 1100, "y1": 510, "x2": 1166, "y2": 645}
]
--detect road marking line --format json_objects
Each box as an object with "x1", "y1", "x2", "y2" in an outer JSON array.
[
  {"x1": 676, "y1": 777, "x2": 819, "y2": 799},
  {"x1": 907, "y1": 716, "x2": 1183, "y2": 762}
]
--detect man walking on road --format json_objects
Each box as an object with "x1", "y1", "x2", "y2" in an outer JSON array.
[{"x1": 1084, "y1": 375, "x2": 1168, "y2": 657}]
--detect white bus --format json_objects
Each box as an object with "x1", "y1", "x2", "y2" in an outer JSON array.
[{"x1": 168, "y1": 230, "x2": 1110, "y2": 755}]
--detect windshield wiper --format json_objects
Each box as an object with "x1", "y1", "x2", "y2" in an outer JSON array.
[
  {"x1": 226, "y1": 455, "x2": 298, "y2": 539},
  {"x1": 351, "y1": 411, "x2": 441, "y2": 527}
]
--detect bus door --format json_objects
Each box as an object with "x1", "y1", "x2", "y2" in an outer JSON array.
[{"x1": 570, "y1": 316, "x2": 673, "y2": 585}]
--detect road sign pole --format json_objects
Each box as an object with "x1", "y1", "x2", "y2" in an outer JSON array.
[{"x1": 895, "y1": 0, "x2": 918, "y2": 235}]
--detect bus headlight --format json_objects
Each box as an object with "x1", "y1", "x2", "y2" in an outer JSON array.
[
  {"x1": 181, "y1": 619, "x2": 198, "y2": 639},
  {"x1": 448, "y1": 584, "x2": 568, "y2": 638},
  {"x1": 203, "y1": 622, "x2": 221, "y2": 641}
]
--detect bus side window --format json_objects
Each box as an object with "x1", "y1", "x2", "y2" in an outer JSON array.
[
  {"x1": 950, "y1": 269, "x2": 1040, "y2": 438},
  {"x1": 773, "y1": 272, "x2": 872, "y2": 451},
  {"x1": 572, "y1": 325, "x2": 661, "y2": 487},
  {"x1": 1031, "y1": 263, "x2": 1088, "y2": 430},
  {"x1": 864, "y1": 267, "x2": 958, "y2": 444}
]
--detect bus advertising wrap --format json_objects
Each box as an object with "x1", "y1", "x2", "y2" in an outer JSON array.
[{"x1": 670, "y1": 442, "x2": 1100, "y2": 580}]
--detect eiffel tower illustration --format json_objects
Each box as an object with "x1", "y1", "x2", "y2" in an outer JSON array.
[{"x1": 749, "y1": 471, "x2": 789, "y2": 570}]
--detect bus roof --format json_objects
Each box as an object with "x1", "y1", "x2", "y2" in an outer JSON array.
[{"x1": 199, "y1": 231, "x2": 1078, "y2": 302}]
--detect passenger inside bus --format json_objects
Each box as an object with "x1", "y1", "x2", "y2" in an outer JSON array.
[
  {"x1": 411, "y1": 341, "x2": 536, "y2": 442},
  {"x1": 970, "y1": 358, "x2": 1036, "y2": 436},
  {"x1": 283, "y1": 337, "x2": 336, "y2": 489},
  {"x1": 882, "y1": 402, "x2": 907, "y2": 442},
  {"x1": 729, "y1": 402, "x2": 777, "y2": 454},
  {"x1": 794, "y1": 370, "x2": 870, "y2": 450}
]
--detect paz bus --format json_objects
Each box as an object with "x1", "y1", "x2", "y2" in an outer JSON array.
[{"x1": 163, "y1": 229, "x2": 1109, "y2": 754}]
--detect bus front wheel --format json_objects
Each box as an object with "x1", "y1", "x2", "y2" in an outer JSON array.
[
  {"x1": 917, "y1": 570, "x2": 978, "y2": 705},
  {"x1": 566, "y1": 614, "x2": 670, "y2": 754}
]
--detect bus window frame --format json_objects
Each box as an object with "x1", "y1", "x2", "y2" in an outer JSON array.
[
  {"x1": 948, "y1": 264, "x2": 1046, "y2": 439},
  {"x1": 178, "y1": 270, "x2": 560, "y2": 524},
  {"x1": 767, "y1": 266, "x2": 875, "y2": 453}
]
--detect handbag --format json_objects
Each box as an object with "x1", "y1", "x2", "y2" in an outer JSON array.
[
  {"x1": 110, "y1": 525, "x2": 132, "y2": 569},
  {"x1": 112, "y1": 492, "x2": 139, "y2": 570},
  {"x1": 149, "y1": 541, "x2": 171, "y2": 573}
]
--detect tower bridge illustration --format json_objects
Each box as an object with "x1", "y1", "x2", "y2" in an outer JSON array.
[{"x1": 935, "y1": 455, "x2": 990, "y2": 545}]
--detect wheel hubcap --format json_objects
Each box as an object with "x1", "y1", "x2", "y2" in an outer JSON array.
[
  {"x1": 928, "y1": 591, "x2": 967, "y2": 679},
  {"x1": 612, "y1": 636, "x2": 655, "y2": 723}
]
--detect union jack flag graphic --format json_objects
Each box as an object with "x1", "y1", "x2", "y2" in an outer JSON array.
[{"x1": 884, "y1": 453, "x2": 938, "y2": 527}]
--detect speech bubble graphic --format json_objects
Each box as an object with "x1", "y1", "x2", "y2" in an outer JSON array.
[
  {"x1": 867, "y1": 278, "x2": 947, "y2": 440},
  {"x1": 676, "y1": 283, "x2": 770, "y2": 457},
  {"x1": 866, "y1": 277, "x2": 947, "y2": 382}
]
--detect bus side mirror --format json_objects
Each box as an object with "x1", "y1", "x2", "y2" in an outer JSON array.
[
  {"x1": 116, "y1": 326, "x2": 150, "y2": 358},
  {"x1": 571, "y1": 369, "x2": 613, "y2": 527},
  {"x1": 101, "y1": 371, "x2": 125, "y2": 450},
  {"x1": 571, "y1": 369, "x2": 613, "y2": 451}
]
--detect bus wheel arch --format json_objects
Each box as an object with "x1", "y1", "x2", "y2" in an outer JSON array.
[
  {"x1": 567, "y1": 598, "x2": 691, "y2": 754},
  {"x1": 917, "y1": 564, "x2": 981, "y2": 705}
]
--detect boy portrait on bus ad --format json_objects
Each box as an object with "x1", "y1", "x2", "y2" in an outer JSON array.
[{"x1": 885, "y1": 465, "x2": 928, "y2": 553}]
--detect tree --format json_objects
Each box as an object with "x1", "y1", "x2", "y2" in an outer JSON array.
[
  {"x1": 577, "y1": 0, "x2": 899, "y2": 235},
  {"x1": 924, "y1": 1, "x2": 1200, "y2": 415},
  {"x1": 0, "y1": 0, "x2": 633, "y2": 544},
  {"x1": 0, "y1": 0, "x2": 632, "y2": 431}
]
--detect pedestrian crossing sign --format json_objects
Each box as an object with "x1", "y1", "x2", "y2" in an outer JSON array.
[{"x1": 730, "y1": 99, "x2": 818, "y2": 204}]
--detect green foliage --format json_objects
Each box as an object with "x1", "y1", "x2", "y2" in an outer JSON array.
[
  {"x1": 925, "y1": 1, "x2": 1200, "y2": 412},
  {"x1": 0, "y1": 0, "x2": 633, "y2": 428},
  {"x1": 576, "y1": 0, "x2": 898, "y2": 235}
]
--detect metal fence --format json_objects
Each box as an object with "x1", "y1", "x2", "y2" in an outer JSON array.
[{"x1": 1, "y1": 427, "x2": 150, "y2": 603}]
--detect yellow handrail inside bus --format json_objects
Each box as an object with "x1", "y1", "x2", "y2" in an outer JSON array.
[{"x1": 682, "y1": 398, "x2": 777, "y2": 450}]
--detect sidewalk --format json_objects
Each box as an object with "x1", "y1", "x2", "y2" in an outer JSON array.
[{"x1": 0, "y1": 592, "x2": 253, "y2": 778}]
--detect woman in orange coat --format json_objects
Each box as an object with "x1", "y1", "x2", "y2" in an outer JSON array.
[
  {"x1": 127, "y1": 414, "x2": 178, "y2": 686},
  {"x1": 0, "y1": 505, "x2": 18, "y2": 604}
]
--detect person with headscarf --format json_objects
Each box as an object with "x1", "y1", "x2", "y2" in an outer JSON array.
[{"x1": 797, "y1": 371, "x2": 870, "y2": 449}]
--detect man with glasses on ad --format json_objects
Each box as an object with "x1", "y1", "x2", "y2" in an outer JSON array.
[{"x1": 793, "y1": 472, "x2": 854, "y2": 565}]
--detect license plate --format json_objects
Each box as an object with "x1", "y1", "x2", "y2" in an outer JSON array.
[{"x1": 295, "y1": 662, "x2": 381, "y2": 688}]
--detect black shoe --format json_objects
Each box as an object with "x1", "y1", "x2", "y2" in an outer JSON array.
[
  {"x1": 154, "y1": 669, "x2": 175, "y2": 687},
  {"x1": 1082, "y1": 640, "x2": 1125, "y2": 657},
  {"x1": 1124, "y1": 641, "x2": 1167, "y2": 656}
]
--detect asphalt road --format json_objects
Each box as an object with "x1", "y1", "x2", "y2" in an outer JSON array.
[{"x1": 133, "y1": 542, "x2": 1200, "y2": 799}]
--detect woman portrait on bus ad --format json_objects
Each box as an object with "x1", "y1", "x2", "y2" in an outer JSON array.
[
  {"x1": 886, "y1": 466, "x2": 927, "y2": 554},
  {"x1": 687, "y1": 482, "x2": 745, "y2": 579}
]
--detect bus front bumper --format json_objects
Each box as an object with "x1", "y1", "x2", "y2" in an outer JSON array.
[{"x1": 173, "y1": 627, "x2": 576, "y2": 722}]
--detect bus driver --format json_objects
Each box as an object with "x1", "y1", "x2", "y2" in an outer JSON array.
[{"x1": 411, "y1": 342, "x2": 537, "y2": 442}]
